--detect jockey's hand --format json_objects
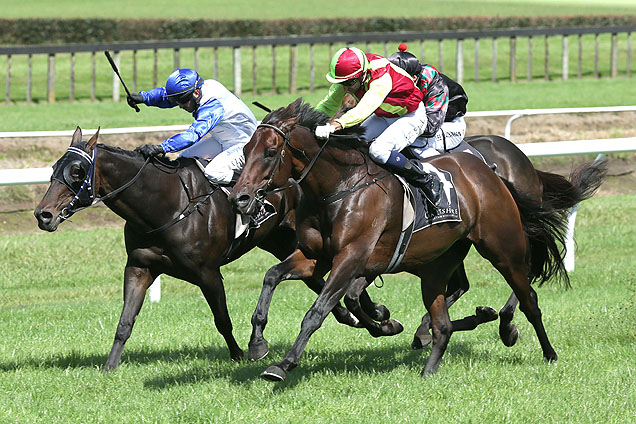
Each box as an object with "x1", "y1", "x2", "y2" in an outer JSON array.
[
  {"x1": 127, "y1": 93, "x2": 144, "y2": 110},
  {"x1": 315, "y1": 124, "x2": 337, "y2": 140},
  {"x1": 136, "y1": 144, "x2": 164, "y2": 158}
]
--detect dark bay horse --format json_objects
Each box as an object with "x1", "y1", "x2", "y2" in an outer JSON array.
[
  {"x1": 230, "y1": 99, "x2": 605, "y2": 380},
  {"x1": 34, "y1": 127, "x2": 371, "y2": 372}
]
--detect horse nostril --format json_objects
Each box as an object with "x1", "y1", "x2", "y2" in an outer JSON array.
[
  {"x1": 236, "y1": 194, "x2": 251, "y2": 208},
  {"x1": 35, "y1": 209, "x2": 53, "y2": 223}
]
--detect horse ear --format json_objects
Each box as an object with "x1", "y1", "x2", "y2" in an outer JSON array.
[
  {"x1": 279, "y1": 116, "x2": 299, "y2": 133},
  {"x1": 71, "y1": 126, "x2": 82, "y2": 146},
  {"x1": 86, "y1": 127, "x2": 100, "y2": 150}
]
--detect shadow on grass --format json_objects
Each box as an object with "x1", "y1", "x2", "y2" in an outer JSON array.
[
  {"x1": 142, "y1": 337, "x2": 532, "y2": 391},
  {"x1": 0, "y1": 333, "x2": 535, "y2": 390},
  {"x1": 0, "y1": 343, "x2": 231, "y2": 373}
]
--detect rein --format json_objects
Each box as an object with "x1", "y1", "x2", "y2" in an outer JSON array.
[{"x1": 256, "y1": 123, "x2": 390, "y2": 204}]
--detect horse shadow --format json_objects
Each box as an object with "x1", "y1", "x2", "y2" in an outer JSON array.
[
  {"x1": 143, "y1": 337, "x2": 527, "y2": 391},
  {"x1": 0, "y1": 336, "x2": 528, "y2": 389}
]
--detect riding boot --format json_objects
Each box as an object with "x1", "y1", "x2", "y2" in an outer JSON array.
[
  {"x1": 403, "y1": 159, "x2": 443, "y2": 209},
  {"x1": 385, "y1": 151, "x2": 443, "y2": 210}
]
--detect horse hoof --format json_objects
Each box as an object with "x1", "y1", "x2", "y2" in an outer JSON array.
[
  {"x1": 230, "y1": 350, "x2": 244, "y2": 363},
  {"x1": 475, "y1": 306, "x2": 498, "y2": 323},
  {"x1": 499, "y1": 324, "x2": 519, "y2": 347},
  {"x1": 370, "y1": 304, "x2": 391, "y2": 321},
  {"x1": 545, "y1": 351, "x2": 558, "y2": 363},
  {"x1": 411, "y1": 334, "x2": 432, "y2": 350},
  {"x1": 381, "y1": 319, "x2": 404, "y2": 336},
  {"x1": 261, "y1": 365, "x2": 286, "y2": 382},
  {"x1": 248, "y1": 340, "x2": 269, "y2": 361}
]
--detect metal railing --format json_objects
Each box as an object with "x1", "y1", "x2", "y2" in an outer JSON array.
[{"x1": 2, "y1": 25, "x2": 634, "y2": 103}]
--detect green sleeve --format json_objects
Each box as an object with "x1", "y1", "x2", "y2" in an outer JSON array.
[{"x1": 315, "y1": 84, "x2": 346, "y2": 116}]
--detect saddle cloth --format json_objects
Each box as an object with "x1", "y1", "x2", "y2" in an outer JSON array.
[{"x1": 386, "y1": 163, "x2": 461, "y2": 273}]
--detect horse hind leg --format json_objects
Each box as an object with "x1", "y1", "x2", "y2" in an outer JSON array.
[
  {"x1": 499, "y1": 292, "x2": 520, "y2": 347},
  {"x1": 473, "y1": 229, "x2": 557, "y2": 362},
  {"x1": 104, "y1": 264, "x2": 154, "y2": 372},
  {"x1": 343, "y1": 277, "x2": 404, "y2": 337}
]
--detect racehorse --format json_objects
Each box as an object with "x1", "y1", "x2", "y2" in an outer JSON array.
[
  {"x1": 33, "y1": 127, "x2": 377, "y2": 372},
  {"x1": 229, "y1": 98, "x2": 605, "y2": 380}
]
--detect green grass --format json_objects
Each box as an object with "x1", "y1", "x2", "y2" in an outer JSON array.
[
  {"x1": 1, "y1": 0, "x2": 635, "y2": 19},
  {"x1": 1, "y1": 77, "x2": 635, "y2": 132},
  {"x1": 1, "y1": 195, "x2": 635, "y2": 423}
]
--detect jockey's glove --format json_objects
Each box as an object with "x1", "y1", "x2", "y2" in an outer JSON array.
[
  {"x1": 127, "y1": 93, "x2": 144, "y2": 110},
  {"x1": 315, "y1": 124, "x2": 336, "y2": 140},
  {"x1": 136, "y1": 144, "x2": 164, "y2": 158}
]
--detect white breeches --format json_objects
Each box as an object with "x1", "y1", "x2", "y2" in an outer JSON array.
[
  {"x1": 363, "y1": 102, "x2": 428, "y2": 164},
  {"x1": 409, "y1": 116, "x2": 467, "y2": 159},
  {"x1": 179, "y1": 137, "x2": 245, "y2": 184}
]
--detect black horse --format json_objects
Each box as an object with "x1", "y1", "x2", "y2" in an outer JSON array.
[{"x1": 34, "y1": 127, "x2": 370, "y2": 372}]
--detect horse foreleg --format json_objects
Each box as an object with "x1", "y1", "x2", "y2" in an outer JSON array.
[
  {"x1": 103, "y1": 264, "x2": 154, "y2": 372},
  {"x1": 261, "y1": 247, "x2": 368, "y2": 381},
  {"x1": 420, "y1": 283, "x2": 452, "y2": 377},
  {"x1": 248, "y1": 249, "x2": 321, "y2": 361},
  {"x1": 198, "y1": 267, "x2": 244, "y2": 362}
]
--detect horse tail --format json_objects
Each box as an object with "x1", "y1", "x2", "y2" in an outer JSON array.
[
  {"x1": 537, "y1": 159, "x2": 608, "y2": 210},
  {"x1": 502, "y1": 179, "x2": 570, "y2": 287},
  {"x1": 502, "y1": 159, "x2": 607, "y2": 287}
]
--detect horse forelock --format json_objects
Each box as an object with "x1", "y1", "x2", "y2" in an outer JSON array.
[{"x1": 263, "y1": 98, "x2": 329, "y2": 129}]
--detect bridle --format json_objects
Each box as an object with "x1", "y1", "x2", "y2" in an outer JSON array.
[
  {"x1": 255, "y1": 123, "x2": 327, "y2": 201},
  {"x1": 52, "y1": 144, "x2": 151, "y2": 221}
]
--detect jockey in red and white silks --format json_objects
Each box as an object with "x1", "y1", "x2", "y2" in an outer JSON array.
[{"x1": 314, "y1": 46, "x2": 442, "y2": 208}]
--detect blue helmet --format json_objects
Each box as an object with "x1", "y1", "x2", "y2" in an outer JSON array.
[{"x1": 165, "y1": 68, "x2": 203, "y2": 103}]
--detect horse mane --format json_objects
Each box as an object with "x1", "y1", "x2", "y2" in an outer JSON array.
[
  {"x1": 97, "y1": 143, "x2": 185, "y2": 168},
  {"x1": 262, "y1": 97, "x2": 368, "y2": 147}
]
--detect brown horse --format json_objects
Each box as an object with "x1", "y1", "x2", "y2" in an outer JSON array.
[
  {"x1": 33, "y1": 127, "x2": 375, "y2": 372},
  {"x1": 230, "y1": 99, "x2": 605, "y2": 380}
]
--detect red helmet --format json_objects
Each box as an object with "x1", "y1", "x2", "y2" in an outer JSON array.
[{"x1": 325, "y1": 47, "x2": 368, "y2": 84}]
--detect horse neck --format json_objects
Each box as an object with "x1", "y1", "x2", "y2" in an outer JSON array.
[
  {"x1": 291, "y1": 131, "x2": 369, "y2": 201},
  {"x1": 94, "y1": 147, "x2": 159, "y2": 223}
]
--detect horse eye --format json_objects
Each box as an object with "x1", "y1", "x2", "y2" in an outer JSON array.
[{"x1": 265, "y1": 147, "x2": 278, "y2": 158}]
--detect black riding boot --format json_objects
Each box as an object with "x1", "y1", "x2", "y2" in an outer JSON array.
[{"x1": 402, "y1": 160, "x2": 443, "y2": 209}]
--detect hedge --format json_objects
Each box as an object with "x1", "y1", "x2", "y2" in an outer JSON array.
[{"x1": 1, "y1": 15, "x2": 635, "y2": 45}]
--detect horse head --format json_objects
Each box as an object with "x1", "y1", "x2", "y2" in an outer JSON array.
[
  {"x1": 230, "y1": 100, "x2": 307, "y2": 215},
  {"x1": 34, "y1": 126, "x2": 99, "y2": 231}
]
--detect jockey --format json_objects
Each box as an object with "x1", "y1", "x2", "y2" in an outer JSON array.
[
  {"x1": 388, "y1": 44, "x2": 469, "y2": 159},
  {"x1": 127, "y1": 68, "x2": 257, "y2": 185},
  {"x1": 314, "y1": 47, "x2": 442, "y2": 209}
]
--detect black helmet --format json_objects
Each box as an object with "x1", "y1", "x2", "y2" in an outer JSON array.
[{"x1": 388, "y1": 44, "x2": 422, "y2": 78}]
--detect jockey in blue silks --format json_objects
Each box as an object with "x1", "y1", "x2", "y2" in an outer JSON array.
[{"x1": 128, "y1": 68, "x2": 257, "y2": 185}]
